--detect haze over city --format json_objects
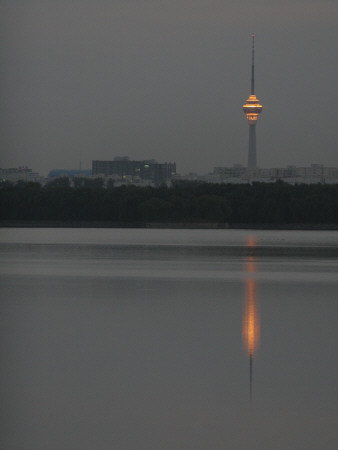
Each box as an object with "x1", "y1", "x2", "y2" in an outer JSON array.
[{"x1": 1, "y1": 0, "x2": 337, "y2": 176}]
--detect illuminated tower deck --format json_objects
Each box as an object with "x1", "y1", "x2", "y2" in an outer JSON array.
[{"x1": 243, "y1": 35, "x2": 263, "y2": 168}]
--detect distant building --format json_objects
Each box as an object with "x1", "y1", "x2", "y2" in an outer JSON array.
[
  {"x1": 214, "y1": 164, "x2": 246, "y2": 179},
  {"x1": 92, "y1": 158, "x2": 176, "y2": 185},
  {"x1": 0, "y1": 166, "x2": 41, "y2": 183},
  {"x1": 48, "y1": 169, "x2": 92, "y2": 178},
  {"x1": 211, "y1": 164, "x2": 338, "y2": 184}
]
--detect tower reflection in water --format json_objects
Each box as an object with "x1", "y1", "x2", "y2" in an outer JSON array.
[{"x1": 242, "y1": 237, "x2": 260, "y2": 402}]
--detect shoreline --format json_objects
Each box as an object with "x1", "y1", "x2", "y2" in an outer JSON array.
[{"x1": 1, "y1": 221, "x2": 338, "y2": 230}]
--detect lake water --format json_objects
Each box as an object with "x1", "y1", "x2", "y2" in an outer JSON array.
[{"x1": 1, "y1": 228, "x2": 337, "y2": 450}]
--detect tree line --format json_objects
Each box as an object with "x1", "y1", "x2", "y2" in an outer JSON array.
[{"x1": 1, "y1": 178, "x2": 338, "y2": 224}]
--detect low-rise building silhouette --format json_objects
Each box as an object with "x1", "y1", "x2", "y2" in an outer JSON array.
[
  {"x1": 0, "y1": 166, "x2": 42, "y2": 183},
  {"x1": 211, "y1": 164, "x2": 338, "y2": 184},
  {"x1": 92, "y1": 157, "x2": 176, "y2": 186}
]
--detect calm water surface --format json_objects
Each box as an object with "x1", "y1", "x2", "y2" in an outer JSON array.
[{"x1": 1, "y1": 228, "x2": 337, "y2": 450}]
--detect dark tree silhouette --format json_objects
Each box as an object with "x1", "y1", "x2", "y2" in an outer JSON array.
[{"x1": 1, "y1": 179, "x2": 338, "y2": 224}]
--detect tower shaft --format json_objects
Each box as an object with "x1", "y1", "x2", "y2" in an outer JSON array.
[
  {"x1": 248, "y1": 124, "x2": 257, "y2": 168},
  {"x1": 250, "y1": 354, "x2": 253, "y2": 402}
]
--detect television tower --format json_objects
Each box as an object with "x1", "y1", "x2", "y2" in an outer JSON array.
[{"x1": 243, "y1": 34, "x2": 263, "y2": 168}]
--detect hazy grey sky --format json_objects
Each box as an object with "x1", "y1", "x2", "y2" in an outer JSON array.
[{"x1": 1, "y1": 0, "x2": 337, "y2": 175}]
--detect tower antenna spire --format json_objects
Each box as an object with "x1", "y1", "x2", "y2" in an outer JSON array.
[{"x1": 251, "y1": 34, "x2": 255, "y2": 95}]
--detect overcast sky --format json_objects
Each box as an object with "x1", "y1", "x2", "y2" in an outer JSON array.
[{"x1": 1, "y1": 0, "x2": 337, "y2": 175}]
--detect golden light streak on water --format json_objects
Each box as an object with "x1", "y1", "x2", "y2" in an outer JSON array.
[
  {"x1": 243, "y1": 272, "x2": 260, "y2": 357},
  {"x1": 243, "y1": 237, "x2": 260, "y2": 401}
]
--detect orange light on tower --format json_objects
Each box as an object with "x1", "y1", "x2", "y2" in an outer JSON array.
[
  {"x1": 243, "y1": 94, "x2": 263, "y2": 126},
  {"x1": 242, "y1": 35, "x2": 263, "y2": 168}
]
